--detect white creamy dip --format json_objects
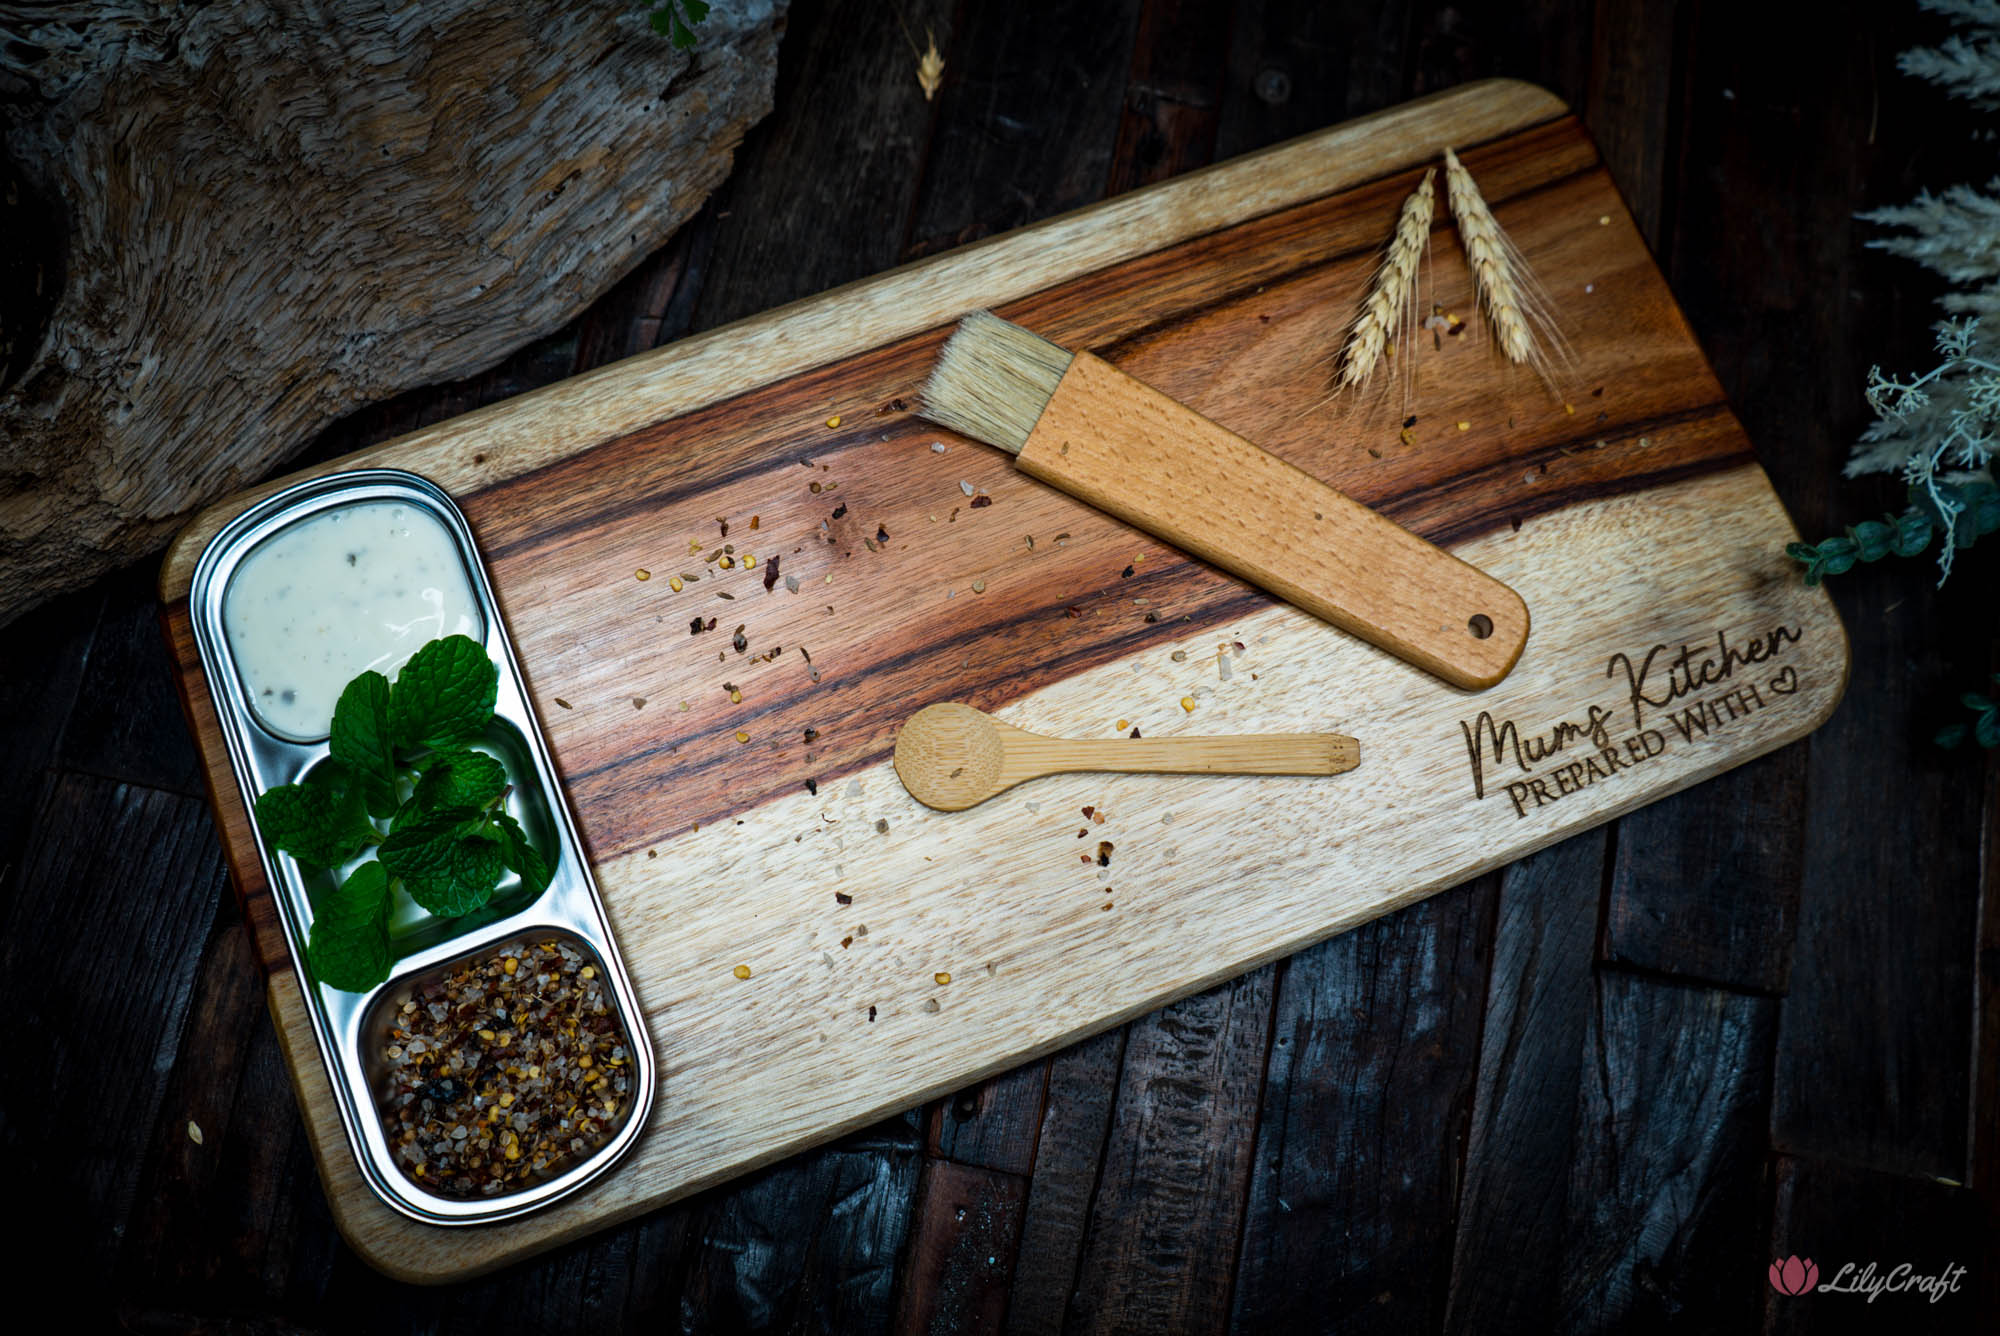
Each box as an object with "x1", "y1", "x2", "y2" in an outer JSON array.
[{"x1": 223, "y1": 501, "x2": 482, "y2": 739}]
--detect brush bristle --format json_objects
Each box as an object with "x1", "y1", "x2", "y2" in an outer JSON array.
[{"x1": 917, "y1": 311, "x2": 1074, "y2": 454}]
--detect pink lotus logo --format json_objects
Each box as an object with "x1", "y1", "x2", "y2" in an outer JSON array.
[{"x1": 1770, "y1": 1256, "x2": 1819, "y2": 1296}]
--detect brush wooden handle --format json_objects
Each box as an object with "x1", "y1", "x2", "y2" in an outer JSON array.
[{"x1": 1013, "y1": 352, "x2": 1530, "y2": 689}]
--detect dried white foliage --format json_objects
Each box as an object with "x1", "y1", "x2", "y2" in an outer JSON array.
[
  {"x1": 1898, "y1": 0, "x2": 2000, "y2": 106},
  {"x1": 1849, "y1": 0, "x2": 2000, "y2": 572}
]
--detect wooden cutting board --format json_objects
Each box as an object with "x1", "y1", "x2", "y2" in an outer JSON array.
[{"x1": 159, "y1": 79, "x2": 1847, "y2": 1282}]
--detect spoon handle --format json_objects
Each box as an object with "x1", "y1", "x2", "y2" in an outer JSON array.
[{"x1": 1005, "y1": 732, "x2": 1359, "y2": 783}]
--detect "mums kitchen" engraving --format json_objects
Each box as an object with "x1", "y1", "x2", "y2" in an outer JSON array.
[{"x1": 1460, "y1": 624, "x2": 1803, "y2": 818}]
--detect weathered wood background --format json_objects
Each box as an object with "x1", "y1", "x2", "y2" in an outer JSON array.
[
  {"x1": 3, "y1": 0, "x2": 1994, "y2": 1330},
  {"x1": 0, "y1": 0, "x2": 785, "y2": 623}
]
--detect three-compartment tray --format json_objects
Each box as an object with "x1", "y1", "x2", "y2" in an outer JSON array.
[
  {"x1": 188, "y1": 470, "x2": 656, "y2": 1225},
  {"x1": 161, "y1": 81, "x2": 1847, "y2": 1280}
]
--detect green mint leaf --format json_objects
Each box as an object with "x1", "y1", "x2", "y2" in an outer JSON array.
[
  {"x1": 307, "y1": 860, "x2": 392, "y2": 992},
  {"x1": 412, "y1": 748, "x2": 508, "y2": 813},
  {"x1": 255, "y1": 777, "x2": 376, "y2": 869},
  {"x1": 494, "y1": 811, "x2": 554, "y2": 896},
  {"x1": 388, "y1": 635, "x2": 498, "y2": 752},
  {"x1": 329, "y1": 671, "x2": 399, "y2": 818},
  {"x1": 379, "y1": 808, "x2": 506, "y2": 916}
]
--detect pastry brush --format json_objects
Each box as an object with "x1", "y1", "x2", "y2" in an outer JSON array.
[{"x1": 917, "y1": 311, "x2": 1530, "y2": 689}]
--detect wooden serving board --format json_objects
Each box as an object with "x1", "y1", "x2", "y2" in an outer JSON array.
[{"x1": 160, "y1": 80, "x2": 1846, "y2": 1282}]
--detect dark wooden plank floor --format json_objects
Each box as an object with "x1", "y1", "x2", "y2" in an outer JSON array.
[{"x1": 6, "y1": 1, "x2": 1995, "y2": 1329}]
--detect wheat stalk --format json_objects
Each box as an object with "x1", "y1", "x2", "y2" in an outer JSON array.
[
  {"x1": 1443, "y1": 146, "x2": 1565, "y2": 380},
  {"x1": 1338, "y1": 168, "x2": 1435, "y2": 390}
]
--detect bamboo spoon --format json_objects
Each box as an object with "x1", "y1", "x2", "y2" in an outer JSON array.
[{"x1": 893, "y1": 702, "x2": 1360, "y2": 812}]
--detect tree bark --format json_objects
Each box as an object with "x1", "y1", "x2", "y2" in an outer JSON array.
[{"x1": 0, "y1": 0, "x2": 786, "y2": 622}]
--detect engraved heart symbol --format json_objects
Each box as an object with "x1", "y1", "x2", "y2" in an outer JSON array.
[{"x1": 1769, "y1": 665, "x2": 1798, "y2": 695}]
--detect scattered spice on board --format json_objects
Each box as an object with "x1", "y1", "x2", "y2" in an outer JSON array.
[
  {"x1": 1129, "y1": 727, "x2": 1142, "y2": 738},
  {"x1": 631, "y1": 696, "x2": 646, "y2": 710},
  {"x1": 832, "y1": 504, "x2": 848, "y2": 519},
  {"x1": 835, "y1": 891, "x2": 852, "y2": 905},
  {"x1": 868, "y1": 1005, "x2": 877, "y2": 1021},
  {"x1": 187, "y1": 1120, "x2": 203, "y2": 1145},
  {"x1": 803, "y1": 726, "x2": 819, "y2": 743},
  {"x1": 875, "y1": 819, "x2": 889, "y2": 834},
  {"x1": 764, "y1": 556, "x2": 780, "y2": 591},
  {"x1": 735, "y1": 730, "x2": 750, "y2": 744},
  {"x1": 635, "y1": 568, "x2": 650, "y2": 581},
  {"x1": 1180, "y1": 696, "x2": 1196, "y2": 712},
  {"x1": 923, "y1": 998, "x2": 941, "y2": 1014},
  {"x1": 732, "y1": 625, "x2": 748, "y2": 653},
  {"x1": 733, "y1": 964, "x2": 752, "y2": 979},
  {"x1": 810, "y1": 481, "x2": 823, "y2": 494},
  {"x1": 826, "y1": 415, "x2": 841, "y2": 428},
  {"x1": 669, "y1": 576, "x2": 684, "y2": 592},
  {"x1": 554, "y1": 697, "x2": 573, "y2": 710},
  {"x1": 806, "y1": 778, "x2": 819, "y2": 795},
  {"x1": 970, "y1": 494, "x2": 993, "y2": 508},
  {"x1": 934, "y1": 972, "x2": 951, "y2": 986},
  {"x1": 378, "y1": 938, "x2": 634, "y2": 1198},
  {"x1": 1120, "y1": 565, "x2": 1134, "y2": 578}
]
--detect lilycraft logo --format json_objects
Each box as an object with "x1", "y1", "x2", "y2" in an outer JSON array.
[
  {"x1": 1768, "y1": 1255, "x2": 1967, "y2": 1304},
  {"x1": 1769, "y1": 1256, "x2": 1818, "y2": 1296}
]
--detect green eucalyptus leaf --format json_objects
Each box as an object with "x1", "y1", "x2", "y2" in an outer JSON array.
[
  {"x1": 493, "y1": 811, "x2": 554, "y2": 897},
  {"x1": 329, "y1": 671, "x2": 399, "y2": 818},
  {"x1": 388, "y1": 635, "x2": 498, "y2": 752},
  {"x1": 255, "y1": 777, "x2": 376, "y2": 868},
  {"x1": 379, "y1": 808, "x2": 506, "y2": 915},
  {"x1": 412, "y1": 748, "x2": 508, "y2": 813},
  {"x1": 307, "y1": 861, "x2": 392, "y2": 992}
]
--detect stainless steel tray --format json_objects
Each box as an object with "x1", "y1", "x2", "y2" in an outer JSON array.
[{"x1": 188, "y1": 468, "x2": 656, "y2": 1226}]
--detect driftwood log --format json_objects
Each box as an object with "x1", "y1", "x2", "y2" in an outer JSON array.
[{"x1": 0, "y1": 0, "x2": 786, "y2": 623}]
